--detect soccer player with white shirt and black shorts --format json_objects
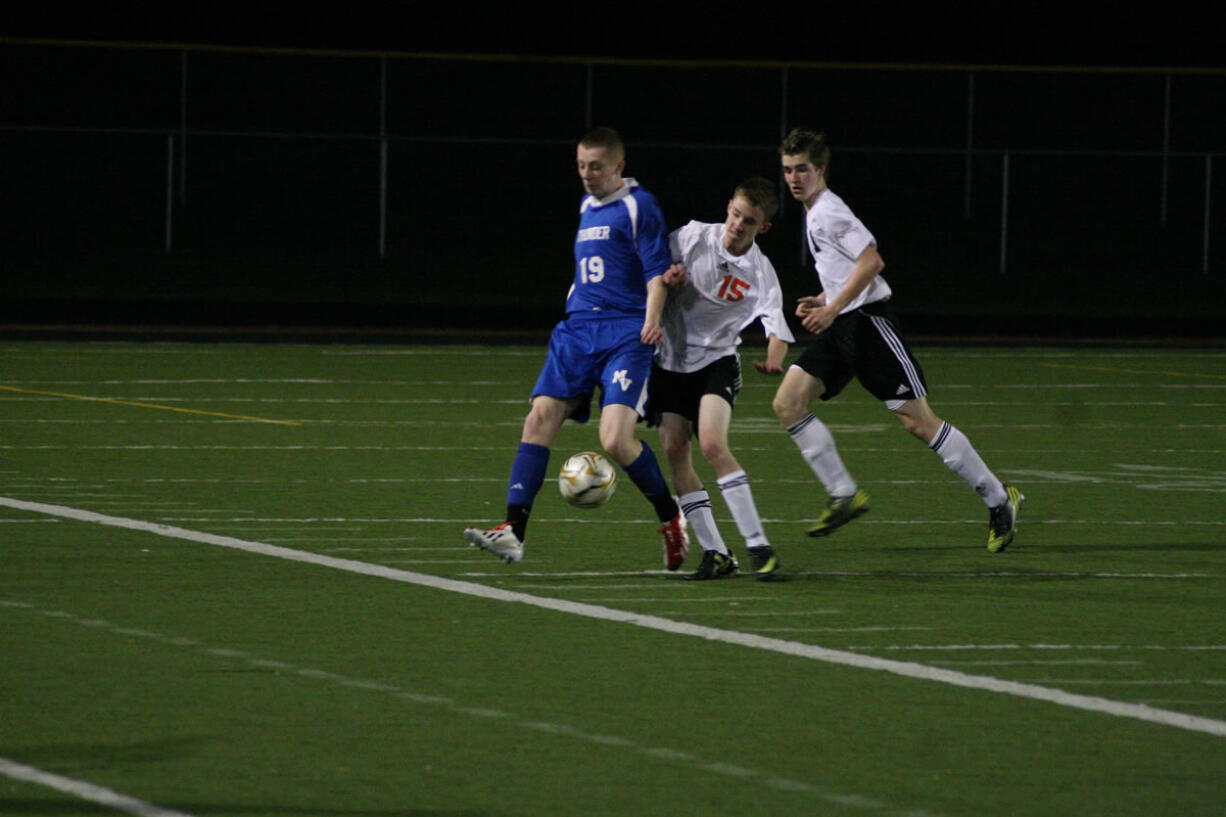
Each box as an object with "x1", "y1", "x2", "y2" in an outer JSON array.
[
  {"x1": 650, "y1": 177, "x2": 795, "y2": 580},
  {"x1": 773, "y1": 128, "x2": 1023, "y2": 552},
  {"x1": 464, "y1": 127, "x2": 689, "y2": 569}
]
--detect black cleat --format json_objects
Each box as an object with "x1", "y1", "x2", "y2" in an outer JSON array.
[{"x1": 684, "y1": 549, "x2": 739, "y2": 581}]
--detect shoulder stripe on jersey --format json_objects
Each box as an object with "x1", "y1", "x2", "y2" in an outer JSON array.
[{"x1": 623, "y1": 194, "x2": 639, "y2": 243}]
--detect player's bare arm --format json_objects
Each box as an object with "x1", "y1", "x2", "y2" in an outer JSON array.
[
  {"x1": 800, "y1": 245, "x2": 884, "y2": 334},
  {"x1": 641, "y1": 274, "x2": 667, "y2": 345},
  {"x1": 662, "y1": 262, "x2": 687, "y2": 286},
  {"x1": 752, "y1": 334, "x2": 790, "y2": 375}
]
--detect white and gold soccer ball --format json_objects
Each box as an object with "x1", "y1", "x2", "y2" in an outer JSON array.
[{"x1": 558, "y1": 451, "x2": 618, "y2": 508}]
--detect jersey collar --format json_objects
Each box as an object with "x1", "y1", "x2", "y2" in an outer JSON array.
[{"x1": 583, "y1": 177, "x2": 640, "y2": 210}]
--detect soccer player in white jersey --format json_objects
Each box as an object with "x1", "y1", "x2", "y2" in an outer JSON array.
[
  {"x1": 773, "y1": 128, "x2": 1024, "y2": 552},
  {"x1": 652, "y1": 177, "x2": 795, "y2": 580},
  {"x1": 464, "y1": 127, "x2": 689, "y2": 568}
]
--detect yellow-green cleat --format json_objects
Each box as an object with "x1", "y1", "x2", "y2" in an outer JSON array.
[
  {"x1": 806, "y1": 490, "x2": 870, "y2": 537},
  {"x1": 748, "y1": 546, "x2": 782, "y2": 581},
  {"x1": 987, "y1": 484, "x2": 1025, "y2": 553}
]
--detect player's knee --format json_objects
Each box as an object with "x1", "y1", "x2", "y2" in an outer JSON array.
[
  {"x1": 772, "y1": 391, "x2": 806, "y2": 424},
  {"x1": 895, "y1": 410, "x2": 938, "y2": 442},
  {"x1": 659, "y1": 431, "x2": 689, "y2": 464},
  {"x1": 521, "y1": 410, "x2": 546, "y2": 442},
  {"x1": 698, "y1": 437, "x2": 731, "y2": 467},
  {"x1": 522, "y1": 404, "x2": 562, "y2": 444},
  {"x1": 599, "y1": 431, "x2": 637, "y2": 465}
]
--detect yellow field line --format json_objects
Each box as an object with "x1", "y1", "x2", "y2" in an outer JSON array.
[
  {"x1": 1041, "y1": 363, "x2": 1226, "y2": 381},
  {"x1": 0, "y1": 384, "x2": 302, "y2": 426}
]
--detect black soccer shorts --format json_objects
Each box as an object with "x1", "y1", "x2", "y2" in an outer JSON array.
[
  {"x1": 793, "y1": 300, "x2": 928, "y2": 405},
  {"x1": 646, "y1": 354, "x2": 742, "y2": 429}
]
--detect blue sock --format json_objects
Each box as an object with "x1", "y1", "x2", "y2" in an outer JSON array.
[
  {"x1": 622, "y1": 441, "x2": 678, "y2": 522},
  {"x1": 507, "y1": 442, "x2": 550, "y2": 508}
]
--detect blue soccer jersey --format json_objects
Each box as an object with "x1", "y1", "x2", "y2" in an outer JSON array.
[{"x1": 566, "y1": 178, "x2": 671, "y2": 318}]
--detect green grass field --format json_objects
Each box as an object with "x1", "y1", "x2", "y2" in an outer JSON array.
[{"x1": 2, "y1": 340, "x2": 1224, "y2": 817}]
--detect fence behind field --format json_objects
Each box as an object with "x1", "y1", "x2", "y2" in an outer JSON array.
[{"x1": 2, "y1": 39, "x2": 1223, "y2": 336}]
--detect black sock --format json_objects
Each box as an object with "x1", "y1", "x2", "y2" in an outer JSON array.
[
  {"x1": 506, "y1": 504, "x2": 531, "y2": 542},
  {"x1": 647, "y1": 493, "x2": 679, "y2": 523}
]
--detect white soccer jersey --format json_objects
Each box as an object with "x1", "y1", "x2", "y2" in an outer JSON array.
[
  {"x1": 805, "y1": 188, "x2": 892, "y2": 313},
  {"x1": 657, "y1": 221, "x2": 795, "y2": 373}
]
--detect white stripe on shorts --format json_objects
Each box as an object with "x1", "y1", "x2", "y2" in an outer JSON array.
[{"x1": 868, "y1": 314, "x2": 926, "y2": 399}]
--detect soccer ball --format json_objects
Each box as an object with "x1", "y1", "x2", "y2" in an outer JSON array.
[{"x1": 558, "y1": 451, "x2": 618, "y2": 508}]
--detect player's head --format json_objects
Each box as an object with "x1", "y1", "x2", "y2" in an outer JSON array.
[
  {"x1": 779, "y1": 128, "x2": 829, "y2": 207},
  {"x1": 724, "y1": 176, "x2": 776, "y2": 255},
  {"x1": 577, "y1": 126, "x2": 626, "y2": 198}
]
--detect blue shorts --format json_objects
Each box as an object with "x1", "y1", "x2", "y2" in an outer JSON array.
[{"x1": 532, "y1": 315, "x2": 653, "y2": 424}]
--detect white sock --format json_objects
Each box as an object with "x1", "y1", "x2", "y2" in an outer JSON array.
[
  {"x1": 787, "y1": 413, "x2": 857, "y2": 497},
  {"x1": 929, "y1": 422, "x2": 1007, "y2": 507},
  {"x1": 677, "y1": 490, "x2": 728, "y2": 555},
  {"x1": 716, "y1": 470, "x2": 770, "y2": 549}
]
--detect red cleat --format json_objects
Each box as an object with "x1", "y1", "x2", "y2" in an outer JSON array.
[{"x1": 658, "y1": 513, "x2": 689, "y2": 571}]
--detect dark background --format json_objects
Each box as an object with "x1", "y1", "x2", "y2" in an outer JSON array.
[{"x1": 2, "y1": 3, "x2": 1224, "y2": 341}]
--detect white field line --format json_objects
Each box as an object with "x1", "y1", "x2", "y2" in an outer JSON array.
[
  {"x1": 0, "y1": 756, "x2": 197, "y2": 817},
  {"x1": 7, "y1": 379, "x2": 1226, "y2": 390},
  {"x1": 6, "y1": 396, "x2": 1224, "y2": 409},
  {"x1": 383, "y1": 560, "x2": 490, "y2": 565},
  {"x1": 2, "y1": 419, "x2": 1225, "y2": 431},
  {"x1": 35, "y1": 514, "x2": 1224, "y2": 532},
  {"x1": 708, "y1": 610, "x2": 844, "y2": 616},
  {"x1": 746, "y1": 626, "x2": 934, "y2": 634},
  {"x1": 0, "y1": 419, "x2": 530, "y2": 428},
  {"x1": 937, "y1": 659, "x2": 1144, "y2": 666},
  {"x1": 2, "y1": 347, "x2": 1223, "y2": 362},
  {"x1": 9, "y1": 345, "x2": 1210, "y2": 361},
  {"x1": 6, "y1": 445, "x2": 1226, "y2": 457},
  {"x1": 853, "y1": 644, "x2": 1226, "y2": 652},
  {"x1": 3, "y1": 374, "x2": 1222, "y2": 386},
  {"x1": 792, "y1": 569, "x2": 1221, "y2": 578},
  {"x1": 0, "y1": 379, "x2": 518, "y2": 385},
  {"x1": 1039, "y1": 679, "x2": 1226, "y2": 686},
  {"x1": 0, "y1": 599, "x2": 935, "y2": 817},
  {"x1": 0, "y1": 396, "x2": 522, "y2": 405},
  {"x1": 459, "y1": 568, "x2": 1219, "y2": 580},
  {"x1": 579, "y1": 596, "x2": 780, "y2": 603},
  {"x1": 0, "y1": 475, "x2": 1206, "y2": 488},
  {"x1": 4, "y1": 495, "x2": 1226, "y2": 740},
  {"x1": 515, "y1": 583, "x2": 670, "y2": 591},
  {"x1": 652, "y1": 610, "x2": 844, "y2": 617}
]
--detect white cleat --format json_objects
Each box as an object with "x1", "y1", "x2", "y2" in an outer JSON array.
[{"x1": 464, "y1": 523, "x2": 524, "y2": 563}]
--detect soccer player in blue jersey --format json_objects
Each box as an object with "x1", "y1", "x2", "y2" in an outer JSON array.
[{"x1": 464, "y1": 127, "x2": 689, "y2": 568}]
